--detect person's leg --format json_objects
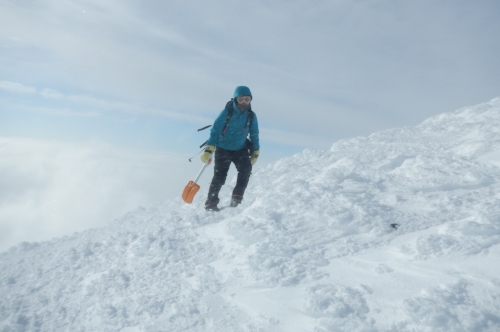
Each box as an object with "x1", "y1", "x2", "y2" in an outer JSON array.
[
  {"x1": 205, "y1": 148, "x2": 231, "y2": 208},
  {"x1": 231, "y1": 147, "x2": 252, "y2": 205}
]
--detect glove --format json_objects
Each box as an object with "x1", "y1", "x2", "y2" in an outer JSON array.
[
  {"x1": 250, "y1": 150, "x2": 259, "y2": 165},
  {"x1": 200, "y1": 145, "x2": 215, "y2": 163}
]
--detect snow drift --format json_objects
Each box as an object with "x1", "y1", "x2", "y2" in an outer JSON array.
[{"x1": 1, "y1": 98, "x2": 500, "y2": 331}]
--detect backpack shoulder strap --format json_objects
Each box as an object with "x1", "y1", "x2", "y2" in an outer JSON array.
[
  {"x1": 221, "y1": 99, "x2": 234, "y2": 139},
  {"x1": 245, "y1": 106, "x2": 255, "y2": 129},
  {"x1": 248, "y1": 109, "x2": 254, "y2": 126}
]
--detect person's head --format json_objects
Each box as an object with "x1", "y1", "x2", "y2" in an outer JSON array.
[{"x1": 233, "y1": 86, "x2": 252, "y2": 106}]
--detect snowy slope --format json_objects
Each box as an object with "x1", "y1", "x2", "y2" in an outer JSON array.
[{"x1": 1, "y1": 98, "x2": 500, "y2": 331}]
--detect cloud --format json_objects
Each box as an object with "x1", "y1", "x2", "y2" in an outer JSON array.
[
  {"x1": 0, "y1": 137, "x2": 199, "y2": 253},
  {"x1": 0, "y1": 81, "x2": 37, "y2": 94},
  {"x1": 21, "y1": 106, "x2": 102, "y2": 118},
  {"x1": 1, "y1": 80, "x2": 213, "y2": 124},
  {"x1": 39, "y1": 88, "x2": 65, "y2": 99}
]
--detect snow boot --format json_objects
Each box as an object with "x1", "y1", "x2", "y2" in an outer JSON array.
[
  {"x1": 230, "y1": 196, "x2": 242, "y2": 207},
  {"x1": 205, "y1": 203, "x2": 220, "y2": 212}
]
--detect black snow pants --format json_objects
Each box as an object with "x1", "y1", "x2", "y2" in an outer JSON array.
[{"x1": 205, "y1": 146, "x2": 252, "y2": 206}]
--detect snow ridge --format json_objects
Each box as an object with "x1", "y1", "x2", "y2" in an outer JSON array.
[{"x1": 1, "y1": 98, "x2": 500, "y2": 331}]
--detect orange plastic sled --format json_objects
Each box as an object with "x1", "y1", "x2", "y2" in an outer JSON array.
[{"x1": 181, "y1": 160, "x2": 210, "y2": 204}]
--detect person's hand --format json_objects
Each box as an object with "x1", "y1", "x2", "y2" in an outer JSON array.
[
  {"x1": 250, "y1": 150, "x2": 259, "y2": 165},
  {"x1": 200, "y1": 145, "x2": 215, "y2": 163}
]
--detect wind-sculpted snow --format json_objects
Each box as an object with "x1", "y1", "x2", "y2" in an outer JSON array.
[{"x1": 1, "y1": 98, "x2": 500, "y2": 331}]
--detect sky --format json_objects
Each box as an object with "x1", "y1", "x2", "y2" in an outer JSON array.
[{"x1": 1, "y1": 0, "x2": 500, "y2": 251}]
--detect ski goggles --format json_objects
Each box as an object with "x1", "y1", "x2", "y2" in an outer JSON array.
[{"x1": 236, "y1": 96, "x2": 251, "y2": 103}]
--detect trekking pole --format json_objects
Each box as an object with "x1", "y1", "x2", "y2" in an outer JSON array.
[{"x1": 181, "y1": 159, "x2": 211, "y2": 203}]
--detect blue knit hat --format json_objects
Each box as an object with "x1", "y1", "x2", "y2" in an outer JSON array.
[{"x1": 233, "y1": 86, "x2": 252, "y2": 99}]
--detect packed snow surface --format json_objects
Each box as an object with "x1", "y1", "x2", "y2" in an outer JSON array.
[{"x1": 2, "y1": 98, "x2": 500, "y2": 331}]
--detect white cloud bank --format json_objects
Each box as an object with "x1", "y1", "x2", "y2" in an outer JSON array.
[{"x1": 0, "y1": 137, "x2": 195, "y2": 252}]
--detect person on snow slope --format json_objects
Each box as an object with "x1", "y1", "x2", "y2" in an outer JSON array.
[{"x1": 201, "y1": 86, "x2": 260, "y2": 211}]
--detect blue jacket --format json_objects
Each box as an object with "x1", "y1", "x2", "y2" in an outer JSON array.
[{"x1": 206, "y1": 86, "x2": 260, "y2": 151}]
